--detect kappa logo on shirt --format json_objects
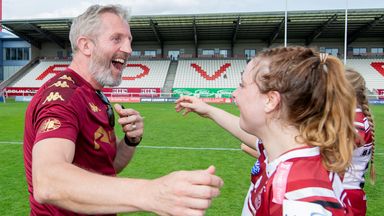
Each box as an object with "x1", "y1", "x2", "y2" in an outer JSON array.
[
  {"x1": 38, "y1": 118, "x2": 61, "y2": 133},
  {"x1": 48, "y1": 81, "x2": 70, "y2": 88},
  {"x1": 89, "y1": 103, "x2": 101, "y2": 112},
  {"x1": 43, "y1": 92, "x2": 64, "y2": 104},
  {"x1": 58, "y1": 75, "x2": 75, "y2": 83}
]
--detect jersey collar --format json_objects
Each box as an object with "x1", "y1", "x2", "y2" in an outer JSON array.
[{"x1": 265, "y1": 146, "x2": 320, "y2": 178}]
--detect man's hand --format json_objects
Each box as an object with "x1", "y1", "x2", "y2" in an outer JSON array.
[
  {"x1": 114, "y1": 104, "x2": 143, "y2": 143},
  {"x1": 145, "y1": 166, "x2": 224, "y2": 216}
]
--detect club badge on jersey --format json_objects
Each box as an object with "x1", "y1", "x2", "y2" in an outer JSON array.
[{"x1": 251, "y1": 160, "x2": 261, "y2": 175}]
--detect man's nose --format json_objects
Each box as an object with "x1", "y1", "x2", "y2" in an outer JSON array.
[{"x1": 121, "y1": 39, "x2": 132, "y2": 54}]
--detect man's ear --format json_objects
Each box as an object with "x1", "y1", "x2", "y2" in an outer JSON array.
[
  {"x1": 264, "y1": 91, "x2": 280, "y2": 113},
  {"x1": 76, "y1": 36, "x2": 93, "y2": 56}
]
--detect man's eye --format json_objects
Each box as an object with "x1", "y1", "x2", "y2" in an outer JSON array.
[{"x1": 239, "y1": 83, "x2": 244, "y2": 88}]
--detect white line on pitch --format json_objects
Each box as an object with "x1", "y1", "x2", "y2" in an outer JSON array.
[
  {"x1": 0, "y1": 141, "x2": 22, "y2": 144},
  {"x1": 1, "y1": 141, "x2": 383, "y2": 154},
  {"x1": 140, "y1": 146, "x2": 240, "y2": 151}
]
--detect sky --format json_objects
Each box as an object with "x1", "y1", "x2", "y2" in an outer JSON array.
[{"x1": 2, "y1": 0, "x2": 384, "y2": 20}]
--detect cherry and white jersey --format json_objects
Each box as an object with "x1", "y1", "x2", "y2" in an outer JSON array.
[
  {"x1": 242, "y1": 145, "x2": 352, "y2": 216},
  {"x1": 242, "y1": 140, "x2": 267, "y2": 216},
  {"x1": 343, "y1": 108, "x2": 373, "y2": 190}
]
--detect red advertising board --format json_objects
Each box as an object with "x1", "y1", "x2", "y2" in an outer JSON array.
[
  {"x1": 102, "y1": 88, "x2": 161, "y2": 97},
  {"x1": 109, "y1": 97, "x2": 141, "y2": 103},
  {"x1": 377, "y1": 89, "x2": 384, "y2": 99},
  {"x1": 201, "y1": 98, "x2": 233, "y2": 103},
  {"x1": 5, "y1": 87, "x2": 161, "y2": 98},
  {"x1": 5, "y1": 87, "x2": 39, "y2": 96}
]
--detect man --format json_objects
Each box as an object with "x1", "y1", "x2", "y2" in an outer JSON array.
[{"x1": 23, "y1": 4, "x2": 223, "y2": 216}]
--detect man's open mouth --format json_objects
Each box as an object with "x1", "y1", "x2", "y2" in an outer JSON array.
[{"x1": 111, "y1": 58, "x2": 126, "y2": 71}]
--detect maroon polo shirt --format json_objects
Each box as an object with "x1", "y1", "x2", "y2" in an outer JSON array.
[{"x1": 23, "y1": 68, "x2": 117, "y2": 216}]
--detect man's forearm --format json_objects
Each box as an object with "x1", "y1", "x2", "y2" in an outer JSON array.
[
  {"x1": 34, "y1": 161, "x2": 150, "y2": 214},
  {"x1": 114, "y1": 138, "x2": 137, "y2": 173}
]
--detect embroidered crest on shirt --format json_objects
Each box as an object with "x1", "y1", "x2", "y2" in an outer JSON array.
[
  {"x1": 94, "y1": 126, "x2": 110, "y2": 150},
  {"x1": 58, "y1": 75, "x2": 75, "y2": 83},
  {"x1": 48, "y1": 81, "x2": 70, "y2": 88},
  {"x1": 89, "y1": 103, "x2": 101, "y2": 112},
  {"x1": 38, "y1": 118, "x2": 61, "y2": 133},
  {"x1": 43, "y1": 92, "x2": 64, "y2": 104}
]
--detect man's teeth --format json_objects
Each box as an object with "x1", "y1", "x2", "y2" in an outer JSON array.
[{"x1": 113, "y1": 58, "x2": 125, "y2": 64}]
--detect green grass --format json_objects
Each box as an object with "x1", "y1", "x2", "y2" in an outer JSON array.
[{"x1": 0, "y1": 101, "x2": 383, "y2": 215}]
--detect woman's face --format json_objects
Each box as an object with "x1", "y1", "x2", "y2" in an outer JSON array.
[{"x1": 232, "y1": 58, "x2": 271, "y2": 136}]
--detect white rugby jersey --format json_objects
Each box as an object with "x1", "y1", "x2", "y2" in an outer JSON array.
[
  {"x1": 242, "y1": 143, "x2": 352, "y2": 216},
  {"x1": 343, "y1": 107, "x2": 374, "y2": 189}
]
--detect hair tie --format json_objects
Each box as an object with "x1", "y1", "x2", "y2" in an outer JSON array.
[
  {"x1": 319, "y1": 53, "x2": 329, "y2": 64},
  {"x1": 318, "y1": 53, "x2": 329, "y2": 73}
]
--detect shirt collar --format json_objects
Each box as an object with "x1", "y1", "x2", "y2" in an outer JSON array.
[{"x1": 265, "y1": 146, "x2": 320, "y2": 178}]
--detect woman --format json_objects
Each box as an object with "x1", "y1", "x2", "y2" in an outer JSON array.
[
  {"x1": 343, "y1": 68, "x2": 376, "y2": 216},
  {"x1": 232, "y1": 46, "x2": 355, "y2": 215}
]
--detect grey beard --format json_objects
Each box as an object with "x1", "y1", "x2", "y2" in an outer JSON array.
[{"x1": 89, "y1": 54, "x2": 122, "y2": 87}]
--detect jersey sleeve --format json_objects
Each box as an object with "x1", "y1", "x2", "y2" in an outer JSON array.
[
  {"x1": 354, "y1": 111, "x2": 372, "y2": 146},
  {"x1": 34, "y1": 102, "x2": 80, "y2": 144},
  {"x1": 32, "y1": 80, "x2": 86, "y2": 144},
  {"x1": 283, "y1": 199, "x2": 332, "y2": 216},
  {"x1": 282, "y1": 163, "x2": 351, "y2": 215}
]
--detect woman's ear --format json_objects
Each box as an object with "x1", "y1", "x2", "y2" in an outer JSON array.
[
  {"x1": 76, "y1": 36, "x2": 93, "y2": 56},
  {"x1": 264, "y1": 91, "x2": 280, "y2": 113}
]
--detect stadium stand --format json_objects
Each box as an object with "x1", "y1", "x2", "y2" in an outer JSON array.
[
  {"x1": 121, "y1": 60, "x2": 170, "y2": 88},
  {"x1": 12, "y1": 60, "x2": 70, "y2": 87},
  {"x1": 346, "y1": 59, "x2": 384, "y2": 91},
  {"x1": 10, "y1": 59, "x2": 171, "y2": 89},
  {"x1": 6, "y1": 58, "x2": 384, "y2": 98},
  {"x1": 1, "y1": 9, "x2": 384, "y2": 100},
  {"x1": 173, "y1": 59, "x2": 246, "y2": 88}
]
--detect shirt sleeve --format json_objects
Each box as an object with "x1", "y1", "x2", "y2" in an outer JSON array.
[
  {"x1": 282, "y1": 200, "x2": 332, "y2": 216},
  {"x1": 34, "y1": 102, "x2": 80, "y2": 144}
]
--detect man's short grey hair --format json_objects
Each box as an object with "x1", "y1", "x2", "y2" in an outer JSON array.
[{"x1": 69, "y1": 4, "x2": 131, "y2": 53}]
